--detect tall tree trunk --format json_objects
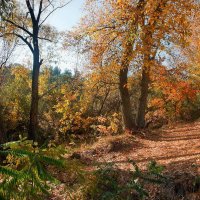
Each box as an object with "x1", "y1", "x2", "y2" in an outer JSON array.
[
  {"x1": 119, "y1": 0, "x2": 146, "y2": 130},
  {"x1": 119, "y1": 41, "x2": 136, "y2": 130},
  {"x1": 28, "y1": 29, "x2": 40, "y2": 141},
  {"x1": 136, "y1": 0, "x2": 166, "y2": 129},
  {"x1": 136, "y1": 66, "x2": 150, "y2": 128},
  {"x1": 119, "y1": 67, "x2": 135, "y2": 130},
  {"x1": 136, "y1": 30, "x2": 156, "y2": 129}
]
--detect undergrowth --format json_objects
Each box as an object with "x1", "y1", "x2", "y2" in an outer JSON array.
[
  {"x1": 68, "y1": 160, "x2": 167, "y2": 200},
  {"x1": 0, "y1": 137, "x2": 66, "y2": 200},
  {"x1": 0, "y1": 136, "x2": 168, "y2": 200}
]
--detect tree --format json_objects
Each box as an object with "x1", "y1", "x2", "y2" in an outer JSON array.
[
  {"x1": 69, "y1": 0, "x2": 147, "y2": 130},
  {"x1": 136, "y1": 0, "x2": 196, "y2": 128},
  {"x1": 1, "y1": 0, "x2": 72, "y2": 141},
  {"x1": 0, "y1": 65, "x2": 31, "y2": 143},
  {"x1": 65, "y1": 0, "x2": 197, "y2": 131},
  {"x1": 118, "y1": 0, "x2": 146, "y2": 130}
]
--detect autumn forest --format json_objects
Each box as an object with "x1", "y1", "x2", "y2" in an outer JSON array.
[{"x1": 0, "y1": 0, "x2": 200, "y2": 199}]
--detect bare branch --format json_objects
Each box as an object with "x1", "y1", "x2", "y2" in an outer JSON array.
[
  {"x1": 39, "y1": 0, "x2": 73, "y2": 27},
  {"x1": 26, "y1": 0, "x2": 36, "y2": 23},
  {"x1": 41, "y1": 0, "x2": 54, "y2": 13},
  {"x1": 37, "y1": 36, "x2": 52, "y2": 42},
  {"x1": 39, "y1": 59, "x2": 43, "y2": 66},
  {"x1": 37, "y1": 0, "x2": 43, "y2": 22},
  {"x1": 4, "y1": 19, "x2": 33, "y2": 36},
  {"x1": 14, "y1": 33, "x2": 34, "y2": 53}
]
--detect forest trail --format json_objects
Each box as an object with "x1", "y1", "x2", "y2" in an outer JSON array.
[
  {"x1": 51, "y1": 121, "x2": 200, "y2": 199},
  {"x1": 79, "y1": 120, "x2": 200, "y2": 172}
]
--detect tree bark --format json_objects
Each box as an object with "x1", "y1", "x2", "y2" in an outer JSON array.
[
  {"x1": 136, "y1": 66, "x2": 150, "y2": 128},
  {"x1": 28, "y1": 25, "x2": 41, "y2": 141},
  {"x1": 119, "y1": 41, "x2": 136, "y2": 130},
  {"x1": 28, "y1": 52, "x2": 40, "y2": 141},
  {"x1": 136, "y1": 0, "x2": 167, "y2": 128},
  {"x1": 119, "y1": 67, "x2": 135, "y2": 130},
  {"x1": 136, "y1": 31, "x2": 156, "y2": 128},
  {"x1": 119, "y1": 0, "x2": 146, "y2": 130}
]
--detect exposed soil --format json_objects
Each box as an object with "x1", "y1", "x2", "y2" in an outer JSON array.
[{"x1": 75, "y1": 121, "x2": 200, "y2": 171}]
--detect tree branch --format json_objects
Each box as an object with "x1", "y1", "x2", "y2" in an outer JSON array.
[
  {"x1": 4, "y1": 19, "x2": 33, "y2": 36},
  {"x1": 26, "y1": 0, "x2": 36, "y2": 23},
  {"x1": 39, "y1": 59, "x2": 43, "y2": 66},
  {"x1": 41, "y1": 0, "x2": 54, "y2": 13},
  {"x1": 14, "y1": 33, "x2": 34, "y2": 53},
  {"x1": 39, "y1": 0, "x2": 73, "y2": 27},
  {"x1": 37, "y1": 36, "x2": 52, "y2": 42},
  {"x1": 37, "y1": 0, "x2": 43, "y2": 22}
]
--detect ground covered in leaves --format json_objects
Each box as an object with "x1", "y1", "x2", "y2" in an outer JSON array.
[{"x1": 50, "y1": 121, "x2": 200, "y2": 200}]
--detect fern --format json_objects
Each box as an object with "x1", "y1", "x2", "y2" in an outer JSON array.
[
  {"x1": 0, "y1": 166, "x2": 25, "y2": 177},
  {"x1": 38, "y1": 154, "x2": 65, "y2": 167},
  {"x1": 35, "y1": 160, "x2": 59, "y2": 183},
  {"x1": 0, "y1": 139, "x2": 65, "y2": 200}
]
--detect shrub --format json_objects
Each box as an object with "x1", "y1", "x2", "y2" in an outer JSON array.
[
  {"x1": 0, "y1": 138, "x2": 65, "y2": 200},
  {"x1": 83, "y1": 161, "x2": 167, "y2": 200}
]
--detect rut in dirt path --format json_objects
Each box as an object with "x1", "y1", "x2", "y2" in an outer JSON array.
[{"x1": 80, "y1": 121, "x2": 200, "y2": 171}]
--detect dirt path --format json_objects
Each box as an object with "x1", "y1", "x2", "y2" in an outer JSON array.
[
  {"x1": 80, "y1": 121, "x2": 200, "y2": 172},
  {"x1": 50, "y1": 121, "x2": 200, "y2": 199}
]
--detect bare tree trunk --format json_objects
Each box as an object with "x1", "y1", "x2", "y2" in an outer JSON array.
[
  {"x1": 118, "y1": 0, "x2": 146, "y2": 130},
  {"x1": 119, "y1": 41, "x2": 136, "y2": 130},
  {"x1": 136, "y1": 38, "x2": 157, "y2": 129},
  {"x1": 136, "y1": 66, "x2": 150, "y2": 128},
  {"x1": 136, "y1": 0, "x2": 166, "y2": 129},
  {"x1": 28, "y1": 25, "x2": 41, "y2": 141},
  {"x1": 28, "y1": 51, "x2": 40, "y2": 141},
  {"x1": 1, "y1": 0, "x2": 69, "y2": 141},
  {"x1": 119, "y1": 67, "x2": 135, "y2": 130}
]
